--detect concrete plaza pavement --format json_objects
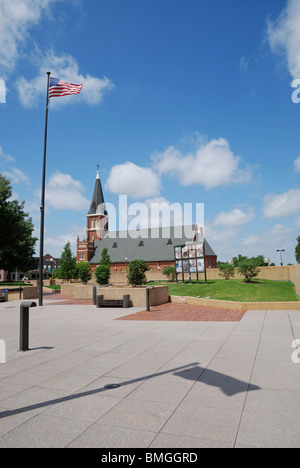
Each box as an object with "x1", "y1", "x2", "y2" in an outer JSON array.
[{"x1": 0, "y1": 297, "x2": 300, "y2": 448}]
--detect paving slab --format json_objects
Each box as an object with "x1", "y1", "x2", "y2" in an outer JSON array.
[{"x1": 0, "y1": 299, "x2": 300, "y2": 448}]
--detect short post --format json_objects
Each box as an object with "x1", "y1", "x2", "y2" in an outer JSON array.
[
  {"x1": 123, "y1": 294, "x2": 130, "y2": 308},
  {"x1": 93, "y1": 286, "x2": 97, "y2": 305},
  {"x1": 19, "y1": 301, "x2": 37, "y2": 351},
  {"x1": 146, "y1": 286, "x2": 154, "y2": 312}
]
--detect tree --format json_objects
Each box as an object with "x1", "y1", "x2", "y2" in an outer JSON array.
[
  {"x1": 295, "y1": 236, "x2": 300, "y2": 264},
  {"x1": 232, "y1": 254, "x2": 248, "y2": 266},
  {"x1": 218, "y1": 263, "x2": 235, "y2": 280},
  {"x1": 58, "y1": 242, "x2": 76, "y2": 281},
  {"x1": 100, "y1": 247, "x2": 111, "y2": 266},
  {"x1": 163, "y1": 266, "x2": 176, "y2": 282},
  {"x1": 127, "y1": 260, "x2": 149, "y2": 286},
  {"x1": 232, "y1": 254, "x2": 266, "y2": 267},
  {"x1": 237, "y1": 260, "x2": 260, "y2": 283},
  {"x1": 0, "y1": 174, "x2": 37, "y2": 280},
  {"x1": 76, "y1": 261, "x2": 92, "y2": 284},
  {"x1": 94, "y1": 247, "x2": 111, "y2": 285},
  {"x1": 94, "y1": 264, "x2": 111, "y2": 285}
]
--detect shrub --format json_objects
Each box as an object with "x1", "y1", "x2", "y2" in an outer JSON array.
[
  {"x1": 94, "y1": 264, "x2": 111, "y2": 285},
  {"x1": 237, "y1": 260, "x2": 260, "y2": 283},
  {"x1": 127, "y1": 260, "x2": 149, "y2": 286},
  {"x1": 218, "y1": 263, "x2": 235, "y2": 280},
  {"x1": 76, "y1": 262, "x2": 92, "y2": 284},
  {"x1": 163, "y1": 266, "x2": 176, "y2": 282},
  {"x1": 94, "y1": 247, "x2": 111, "y2": 285}
]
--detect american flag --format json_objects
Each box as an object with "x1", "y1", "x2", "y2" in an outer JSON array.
[{"x1": 49, "y1": 77, "x2": 83, "y2": 99}]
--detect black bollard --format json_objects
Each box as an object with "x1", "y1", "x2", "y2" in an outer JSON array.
[
  {"x1": 93, "y1": 286, "x2": 97, "y2": 305},
  {"x1": 19, "y1": 301, "x2": 37, "y2": 351},
  {"x1": 146, "y1": 286, "x2": 154, "y2": 312}
]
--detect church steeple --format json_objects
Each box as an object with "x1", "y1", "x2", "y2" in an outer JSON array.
[
  {"x1": 88, "y1": 165, "x2": 105, "y2": 215},
  {"x1": 76, "y1": 166, "x2": 108, "y2": 263}
]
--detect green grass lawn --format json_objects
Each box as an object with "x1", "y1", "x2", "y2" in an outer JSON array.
[
  {"x1": 45, "y1": 285, "x2": 61, "y2": 290},
  {"x1": 0, "y1": 282, "x2": 31, "y2": 287},
  {"x1": 151, "y1": 279, "x2": 300, "y2": 302}
]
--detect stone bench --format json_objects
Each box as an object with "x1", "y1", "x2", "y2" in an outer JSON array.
[{"x1": 96, "y1": 294, "x2": 131, "y2": 308}]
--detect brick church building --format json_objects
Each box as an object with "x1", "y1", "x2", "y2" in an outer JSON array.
[{"x1": 76, "y1": 168, "x2": 217, "y2": 272}]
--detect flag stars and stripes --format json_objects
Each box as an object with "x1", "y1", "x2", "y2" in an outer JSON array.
[{"x1": 49, "y1": 77, "x2": 83, "y2": 99}]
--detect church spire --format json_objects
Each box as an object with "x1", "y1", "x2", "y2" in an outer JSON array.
[{"x1": 88, "y1": 165, "x2": 105, "y2": 215}]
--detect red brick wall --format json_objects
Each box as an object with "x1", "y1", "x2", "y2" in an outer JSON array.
[{"x1": 90, "y1": 258, "x2": 217, "y2": 272}]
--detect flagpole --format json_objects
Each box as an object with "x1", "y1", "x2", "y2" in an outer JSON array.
[{"x1": 39, "y1": 71, "x2": 51, "y2": 306}]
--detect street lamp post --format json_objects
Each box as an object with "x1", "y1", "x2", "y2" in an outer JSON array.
[
  {"x1": 277, "y1": 249, "x2": 285, "y2": 266},
  {"x1": 49, "y1": 257, "x2": 54, "y2": 284}
]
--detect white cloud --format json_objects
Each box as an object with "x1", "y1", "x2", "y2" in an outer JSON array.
[
  {"x1": 241, "y1": 224, "x2": 292, "y2": 259},
  {"x1": 46, "y1": 171, "x2": 90, "y2": 211},
  {"x1": 296, "y1": 216, "x2": 300, "y2": 228},
  {"x1": 239, "y1": 56, "x2": 249, "y2": 72},
  {"x1": 153, "y1": 138, "x2": 251, "y2": 190},
  {"x1": 209, "y1": 222, "x2": 293, "y2": 264},
  {"x1": 0, "y1": 146, "x2": 14, "y2": 162},
  {"x1": 213, "y1": 208, "x2": 255, "y2": 228},
  {"x1": 0, "y1": 0, "x2": 58, "y2": 73},
  {"x1": 263, "y1": 189, "x2": 300, "y2": 218},
  {"x1": 24, "y1": 199, "x2": 41, "y2": 221},
  {"x1": 0, "y1": 79, "x2": 6, "y2": 103},
  {"x1": 294, "y1": 155, "x2": 300, "y2": 171},
  {"x1": 204, "y1": 208, "x2": 255, "y2": 254},
  {"x1": 34, "y1": 223, "x2": 86, "y2": 258},
  {"x1": 106, "y1": 162, "x2": 161, "y2": 199},
  {"x1": 16, "y1": 50, "x2": 114, "y2": 108},
  {"x1": 0, "y1": 1, "x2": 114, "y2": 106},
  {"x1": 45, "y1": 228, "x2": 83, "y2": 259},
  {"x1": 45, "y1": 234, "x2": 74, "y2": 258},
  {"x1": 3, "y1": 167, "x2": 30, "y2": 185},
  {"x1": 267, "y1": 0, "x2": 300, "y2": 79}
]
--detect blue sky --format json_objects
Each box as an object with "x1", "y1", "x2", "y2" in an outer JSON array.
[{"x1": 1, "y1": 0, "x2": 300, "y2": 265}]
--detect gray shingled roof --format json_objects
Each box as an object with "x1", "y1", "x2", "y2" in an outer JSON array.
[{"x1": 89, "y1": 226, "x2": 217, "y2": 264}]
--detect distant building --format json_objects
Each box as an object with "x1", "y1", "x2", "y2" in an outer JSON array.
[
  {"x1": 0, "y1": 254, "x2": 60, "y2": 282},
  {"x1": 77, "y1": 168, "x2": 217, "y2": 271}
]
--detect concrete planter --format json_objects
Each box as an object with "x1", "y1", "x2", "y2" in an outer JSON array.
[{"x1": 61, "y1": 283, "x2": 170, "y2": 307}]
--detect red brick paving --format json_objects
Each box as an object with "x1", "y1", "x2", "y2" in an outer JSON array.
[
  {"x1": 117, "y1": 302, "x2": 247, "y2": 322},
  {"x1": 45, "y1": 294, "x2": 246, "y2": 322}
]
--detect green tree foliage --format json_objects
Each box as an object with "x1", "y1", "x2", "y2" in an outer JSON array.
[
  {"x1": 94, "y1": 264, "x2": 111, "y2": 285},
  {"x1": 94, "y1": 247, "x2": 111, "y2": 285},
  {"x1": 232, "y1": 254, "x2": 266, "y2": 267},
  {"x1": 75, "y1": 261, "x2": 92, "y2": 284},
  {"x1": 218, "y1": 263, "x2": 235, "y2": 280},
  {"x1": 237, "y1": 260, "x2": 261, "y2": 283},
  {"x1": 100, "y1": 247, "x2": 111, "y2": 265},
  {"x1": 127, "y1": 260, "x2": 149, "y2": 286},
  {"x1": 58, "y1": 242, "x2": 76, "y2": 281},
  {"x1": 0, "y1": 174, "x2": 37, "y2": 280},
  {"x1": 295, "y1": 236, "x2": 300, "y2": 264},
  {"x1": 163, "y1": 266, "x2": 176, "y2": 282}
]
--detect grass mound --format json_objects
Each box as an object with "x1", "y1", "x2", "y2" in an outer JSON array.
[{"x1": 153, "y1": 279, "x2": 299, "y2": 303}]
